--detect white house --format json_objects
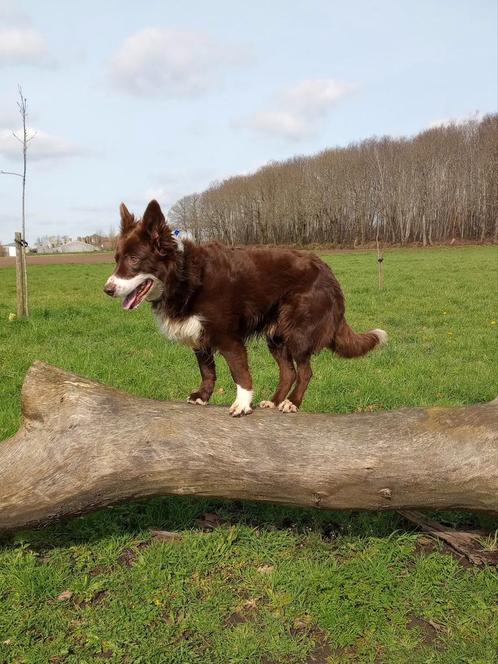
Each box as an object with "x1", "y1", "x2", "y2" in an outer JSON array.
[{"x1": 5, "y1": 243, "x2": 17, "y2": 257}]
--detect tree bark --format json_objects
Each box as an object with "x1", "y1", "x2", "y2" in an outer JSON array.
[{"x1": 1, "y1": 361, "x2": 497, "y2": 531}]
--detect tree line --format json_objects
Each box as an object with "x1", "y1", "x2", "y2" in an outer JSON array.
[{"x1": 169, "y1": 114, "x2": 497, "y2": 246}]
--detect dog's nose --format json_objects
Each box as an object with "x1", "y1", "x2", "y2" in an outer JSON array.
[{"x1": 103, "y1": 282, "x2": 116, "y2": 296}]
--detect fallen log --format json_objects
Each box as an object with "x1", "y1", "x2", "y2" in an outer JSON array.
[{"x1": 0, "y1": 361, "x2": 497, "y2": 531}]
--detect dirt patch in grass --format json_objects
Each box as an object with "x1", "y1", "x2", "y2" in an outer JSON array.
[
  {"x1": 414, "y1": 536, "x2": 473, "y2": 569},
  {"x1": 226, "y1": 611, "x2": 249, "y2": 627},
  {"x1": 306, "y1": 630, "x2": 334, "y2": 664},
  {"x1": 95, "y1": 649, "x2": 114, "y2": 659},
  {"x1": 406, "y1": 613, "x2": 443, "y2": 647},
  {"x1": 88, "y1": 564, "x2": 107, "y2": 577},
  {"x1": 89, "y1": 589, "x2": 108, "y2": 606},
  {"x1": 117, "y1": 540, "x2": 150, "y2": 567},
  {"x1": 288, "y1": 621, "x2": 335, "y2": 664},
  {"x1": 117, "y1": 547, "x2": 137, "y2": 566},
  {"x1": 74, "y1": 589, "x2": 109, "y2": 609}
]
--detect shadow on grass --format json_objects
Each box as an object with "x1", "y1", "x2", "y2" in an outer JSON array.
[{"x1": 1, "y1": 494, "x2": 494, "y2": 552}]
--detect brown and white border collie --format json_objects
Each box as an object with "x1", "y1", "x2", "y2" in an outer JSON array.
[{"x1": 104, "y1": 200, "x2": 387, "y2": 416}]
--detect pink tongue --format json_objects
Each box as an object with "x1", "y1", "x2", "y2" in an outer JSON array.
[
  {"x1": 123, "y1": 290, "x2": 138, "y2": 310},
  {"x1": 122, "y1": 279, "x2": 153, "y2": 310}
]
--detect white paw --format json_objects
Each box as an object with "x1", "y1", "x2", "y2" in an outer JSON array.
[
  {"x1": 229, "y1": 385, "x2": 253, "y2": 417},
  {"x1": 278, "y1": 399, "x2": 298, "y2": 413},
  {"x1": 229, "y1": 401, "x2": 253, "y2": 417},
  {"x1": 187, "y1": 397, "x2": 207, "y2": 406},
  {"x1": 259, "y1": 400, "x2": 275, "y2": 409}
]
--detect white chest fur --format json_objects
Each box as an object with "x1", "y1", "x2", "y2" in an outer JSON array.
[{"x1": 153, "y1": 310, "x2": 203, "y2": 347}]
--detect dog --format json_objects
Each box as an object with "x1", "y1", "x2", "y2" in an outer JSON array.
[{"x1": 104, "y1": 200, "x2": 387, "y2": 416}]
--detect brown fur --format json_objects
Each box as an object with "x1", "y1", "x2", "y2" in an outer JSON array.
[{"x1": 105, "y1": 200, "x2": 385, "y2": 414}]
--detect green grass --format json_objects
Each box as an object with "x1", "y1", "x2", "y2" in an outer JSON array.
[{"x1": 0, "y1": 246, "x2": 497, "y2": 663}]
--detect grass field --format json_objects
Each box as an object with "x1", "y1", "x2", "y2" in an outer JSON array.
[{"x1": 0, "y1": 246, "x2": 497, "y2": 663}]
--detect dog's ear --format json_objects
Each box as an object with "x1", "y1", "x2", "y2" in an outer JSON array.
[
  {"x1": 141, "y1": 200, "x2": 173, "y2": 255},
  {"x1": 119, "y1": 203, "x2": 135, "y2": 234}
]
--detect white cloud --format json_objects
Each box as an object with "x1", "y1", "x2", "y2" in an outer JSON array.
[
  {"x1": 0, "y1": 1, "x2": 52, "y2": 67},
  {"x1": 109, "y1": 27, "x2": 246, "y2": 98},
  {"x1": 245, "y1": 111, "x2": 312, "y2": 140},
  {"x1": 281, "y1": 79, "x2": 356, "y2": 115},
  {"x1": 0, "y1": 128, "x2": 84, "y2": 161},
  {"x1": 427, "y1": 110, "x2": 484, "y2": 129},
  {"x1": 243, "y1": 78, "x2": 356, "y2": 141},
  {"x1": 0, "y1": 27, "x2": 48, "y2": 65}
]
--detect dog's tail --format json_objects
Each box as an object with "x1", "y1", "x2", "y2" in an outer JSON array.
[{"x1": 330, "y1": 319, "x2": 388, "y2": 358}]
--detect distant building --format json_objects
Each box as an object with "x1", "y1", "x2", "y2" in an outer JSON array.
[
  {"x1": 79, "y1": 234, "x2": 116, "y2": 250},
  {"x1": 56, "y1": 240, "x2": 98, "y2": 253},
  {"x1": 35, "y1": 244, "x2": 55, "y2": 254},
  {"x1": 5, "y1": 243, "x2": 17, "y2": 257}
]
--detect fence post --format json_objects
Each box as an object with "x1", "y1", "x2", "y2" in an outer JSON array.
[{"x1": 15, "y1": 232, "x2": 29, "y2": 318}]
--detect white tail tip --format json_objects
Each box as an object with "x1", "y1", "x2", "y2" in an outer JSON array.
[{"x1": 372, "y1": 329, "x2": 388, "y2": 346}]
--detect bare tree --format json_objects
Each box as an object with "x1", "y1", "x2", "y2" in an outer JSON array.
[
  {"x1": 16, "y1": 87, "x2": 34, "y2": 243},
  {"x1": 1, "y1": 87, "x2": 35, "y2": 239},
  {"x1": 0, "y1": 86, "x2": 35, "y2": 317},
  {"x1": 171, "y1": 115, "x2": 497, "y2": 247}
]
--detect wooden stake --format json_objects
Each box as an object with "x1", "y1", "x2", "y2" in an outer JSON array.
[
  {"x1": 376, "y1": 238, "x2": 384, "y2": 290},
  {"x1": 20, "y1": 238, "x2": 28, "y2": 318},
  {"x1": 15, "y1": 232, "x2": 28, "y2": 318}
]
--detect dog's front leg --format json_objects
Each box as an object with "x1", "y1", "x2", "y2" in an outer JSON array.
[
  {"x1": 219, "y1": 340, "x2": 253, "y2": 417},
  {"x1": 188, "y1": 348, "x2": 216, "y2": 405}
]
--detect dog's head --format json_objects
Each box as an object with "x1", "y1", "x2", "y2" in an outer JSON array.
[{"x1": 104, "y1": 200, "x2": 178, "y2": 310}]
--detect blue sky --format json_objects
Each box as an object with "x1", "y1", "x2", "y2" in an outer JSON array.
[{"x1": 0, "y1": 0, "x2": 496, "y2": 244}]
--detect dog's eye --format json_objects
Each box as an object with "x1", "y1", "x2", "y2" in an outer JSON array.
[{"x1": 128, "y1": 255, "x2": 140, "y2": 266}]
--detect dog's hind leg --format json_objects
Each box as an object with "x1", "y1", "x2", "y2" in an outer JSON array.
[
  {"x1": 278, "y1": 353, "x2": 313, "y2": 413},
  {"x1": 188, "y1": 348, "x2": 216, "y2": 405},
  {"x1": 260, "y1": 337, "x2": 296, "y2": 409}
]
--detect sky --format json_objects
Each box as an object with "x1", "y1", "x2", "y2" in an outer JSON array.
[{"x1": 0, "y1": 0, "x2": 496, "y2": 244}]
